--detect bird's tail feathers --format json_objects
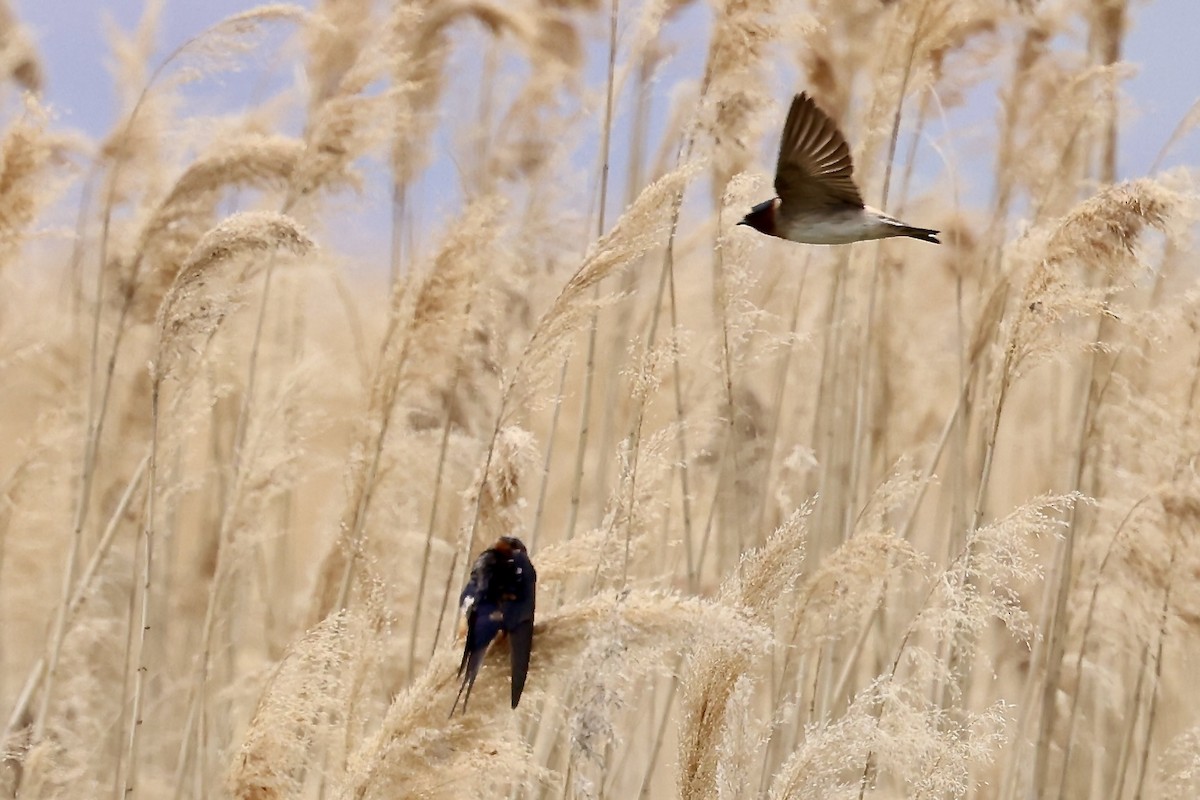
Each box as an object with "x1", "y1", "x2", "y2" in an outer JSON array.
[
  {"x1": 898, "y1": 225, "x2": 940, "y2": 244},
  {"x1": 508, "y1": 622, "x2": 534, "y2": 709},
  {"x1": 449, "y1": 648, "x2": 488, "y2": 717}
]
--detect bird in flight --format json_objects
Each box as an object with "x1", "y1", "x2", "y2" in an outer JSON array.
[
  {"x1": 738, "y1": 92, "x2": 939, "y2": 245},
  {"x1": 451, "y1": 536, "x2": 537, "y2": 715}
]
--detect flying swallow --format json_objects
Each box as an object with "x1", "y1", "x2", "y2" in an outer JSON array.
[
  {"x1": 738, "y1": 92, "x2": 940, "y2": 245},
  {"x1": 451, "y1": 536, "x2": 537, "y2": 715}
]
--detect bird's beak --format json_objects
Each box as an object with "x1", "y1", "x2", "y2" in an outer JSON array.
[{"x1": 736, "y1": 218, "x2": 749, "y2": 227}]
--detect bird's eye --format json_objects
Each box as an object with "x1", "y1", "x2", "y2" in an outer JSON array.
[{"x1": 515, "y1": 567, "x2": 523, "y2": 574}]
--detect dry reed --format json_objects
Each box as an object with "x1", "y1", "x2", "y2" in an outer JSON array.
[{"x1": 0, "y1": 1, "x2": 1198, "y2": 799}]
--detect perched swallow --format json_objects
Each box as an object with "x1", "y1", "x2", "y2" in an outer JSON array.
[
  {"x1": 739, "y1": 92, "x2": 940, "y2": 245},
  {"x1": 451, "y1": 536, "x2": 537, "y2": 715}
]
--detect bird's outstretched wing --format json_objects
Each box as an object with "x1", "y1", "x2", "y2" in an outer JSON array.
[{"x1": 775, "y1": 92, "x2": 864, "y2": 212}]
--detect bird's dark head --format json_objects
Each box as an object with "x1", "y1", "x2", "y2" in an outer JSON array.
[
  {"x1": 495, "y1": 536, "x2": 527, "y2": 554},
  {"x1": 738, "y1": 198, "x2": 779, "y2": 236}
]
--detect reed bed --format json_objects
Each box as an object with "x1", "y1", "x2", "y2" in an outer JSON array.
[{"x1": 0, "y1": 0, "x2": 1198, "y2": 798}]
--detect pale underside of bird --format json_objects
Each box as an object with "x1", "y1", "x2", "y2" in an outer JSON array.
[{"x1": 739, "y1": 92, "x2": 940, "y2": 246}]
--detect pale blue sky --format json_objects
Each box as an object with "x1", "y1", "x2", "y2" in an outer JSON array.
[{"x1": 13, "y1": 0, "x2": 1200, "y2": 258}]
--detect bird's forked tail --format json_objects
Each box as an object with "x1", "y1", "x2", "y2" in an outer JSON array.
[{"x1": 899, "y1": 225, "x2": 940, "y2": 244}]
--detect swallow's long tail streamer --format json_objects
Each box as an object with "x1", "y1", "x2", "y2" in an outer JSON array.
[
  {"x1": 508, "y1": 622, "x2": 534, "y2": 709},
  {"x1": 449, "y1": 647, "x2": 487, "y2": 717},
  {"x1": 896, "y1": 225, "x2": 940, "y2": 244}
]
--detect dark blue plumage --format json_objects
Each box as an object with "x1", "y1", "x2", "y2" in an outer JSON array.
[
  {"x1": 739, "y1": 199, "x2": 778, "y2": 237},
  {"x1": 451, "y1": 536, "x2": 537, "y2": 715}
]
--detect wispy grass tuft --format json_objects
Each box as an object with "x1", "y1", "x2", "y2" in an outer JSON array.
[{"x1": 1, "y1": 2, "x2": 1199, "y2": 798}]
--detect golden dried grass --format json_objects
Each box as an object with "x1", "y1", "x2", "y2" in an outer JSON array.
[{"x1": 0, "y1": 1, "x2": 1198, "y2": 799}]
